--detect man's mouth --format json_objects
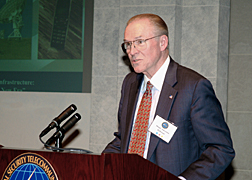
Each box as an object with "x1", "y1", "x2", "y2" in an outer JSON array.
[{"x1": 132, "y1": 59, "x2": 140, "y2": 63}]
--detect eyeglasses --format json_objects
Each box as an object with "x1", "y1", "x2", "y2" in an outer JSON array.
[{"x1": 121, "y1": 35, "x2": 162, "y2": 53}]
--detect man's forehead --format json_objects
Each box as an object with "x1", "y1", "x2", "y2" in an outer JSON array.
[
  {"x1": 124, "y1": 19, "x2": 153, "y2": 39},
  {"x1": 126, "y1": 18, "x2": 150, "y2": 29}
]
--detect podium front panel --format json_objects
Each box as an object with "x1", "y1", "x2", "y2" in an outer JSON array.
[{"x1": 0, "y1": 148, "x2": 178, "y2": 180}]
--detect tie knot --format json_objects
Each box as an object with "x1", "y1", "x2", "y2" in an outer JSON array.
[{"x1": 146, "y1": 81, "x2": 153, "y2": 94}]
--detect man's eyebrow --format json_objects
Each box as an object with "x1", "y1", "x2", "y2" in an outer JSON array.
[{"x1": 123, "y1": 36, "x2": 143, "y2": 42}]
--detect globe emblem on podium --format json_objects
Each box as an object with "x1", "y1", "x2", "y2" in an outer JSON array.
[
  {"x1": 1, "y1": 153, "x2": 58, "y2": 180},
  {"x1": 10, "y1": 163, "x2": 49, "y2": 180}
]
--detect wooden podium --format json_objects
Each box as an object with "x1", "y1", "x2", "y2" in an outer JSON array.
[{"x1": 0, "y1": 147, "x2": 179, "y2": 180}]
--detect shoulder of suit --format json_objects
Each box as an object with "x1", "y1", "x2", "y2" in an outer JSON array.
[
  {"x1": 124, "y1": 72, "x2": 143, "y2": 82},
  {"x1": 169, "y1": 57, "x2": 205, "y2": 80},
  {"x1": 176, "y1": 63, "x2": 207, "y2": 82}
]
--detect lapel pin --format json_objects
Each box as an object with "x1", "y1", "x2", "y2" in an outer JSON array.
[{"x1": 169, "y1": 95, "x2": 173, "y2": 99}]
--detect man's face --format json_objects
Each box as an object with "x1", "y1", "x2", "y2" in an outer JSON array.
[{"x1": 124, "y1": 19, "x2": 164, "y2": 79}]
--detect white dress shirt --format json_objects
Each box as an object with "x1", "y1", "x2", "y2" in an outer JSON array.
[{"x1": 131, "y1": 56, "x2": 170, "y2": 158}]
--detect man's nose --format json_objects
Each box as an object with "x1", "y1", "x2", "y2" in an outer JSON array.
[{"x1": 129, "y1": 44, "x2": 138, "y2": 55}]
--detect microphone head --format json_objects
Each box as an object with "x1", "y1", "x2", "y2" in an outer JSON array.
[
  {"x1": 55, "y1": 104, "x2": 77, "y2": 124},
  {"x1": 61, "y1": 113, "x2": 81, "y2": 133},
  {"x1": 39, "y1": 104, "x2": 77, "y2": 138},
  {"x1": 45, "y1": 113, "x2": 81, "y2": 145}
]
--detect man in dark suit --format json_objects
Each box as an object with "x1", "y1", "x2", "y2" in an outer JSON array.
[{"x1": 102, "y1": 13, "x2": 235, "y2": 180}]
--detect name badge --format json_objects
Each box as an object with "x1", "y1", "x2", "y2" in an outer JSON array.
[{"x1": 149, "y1": 115, "x2": 177, "y2": 143}]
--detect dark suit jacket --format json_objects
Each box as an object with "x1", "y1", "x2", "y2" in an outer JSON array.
[{"x1": 103, "y1": 58, "x2": 235, "y2": 180}]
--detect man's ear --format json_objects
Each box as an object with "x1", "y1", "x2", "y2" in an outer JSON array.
[{"x1": 160, "y1": 35, "x2": 168, "y2": 51}]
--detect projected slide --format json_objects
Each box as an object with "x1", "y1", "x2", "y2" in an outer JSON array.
[{"x1": 0, "y1": 0, "x2": 92, "y2": 93}]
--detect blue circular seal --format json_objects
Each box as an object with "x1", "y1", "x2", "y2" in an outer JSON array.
[
  {"x1": 162, "y1": 122, "x2": 169, "y2": 129},
  {"x1": 1, "y1": 153, "x2": 58, "y2": 180}
]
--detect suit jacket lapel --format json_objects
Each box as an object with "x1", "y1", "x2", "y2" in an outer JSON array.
[
  {"x1": 122, "y1": 74, "x2": 143, "y2": 153},
  {"x1": 147, "y1": 58, "x2": 178, "y2": 159}
]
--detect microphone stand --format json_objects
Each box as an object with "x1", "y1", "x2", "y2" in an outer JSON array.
[{"x1": 54, "y1": 125, "x2": 64, "y2": 152}]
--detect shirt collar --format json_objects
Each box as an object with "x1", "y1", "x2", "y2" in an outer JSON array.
[{"x1": 142, "y1": 55, "x2": 170, "y2": 92}]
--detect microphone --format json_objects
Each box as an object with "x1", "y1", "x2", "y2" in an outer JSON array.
[
  {"x1": 45, "y1": 113, "x2": 81, "y2": 145},
  {"x1": 39, "y1": 104, "x2": 77, "y2": 137}
]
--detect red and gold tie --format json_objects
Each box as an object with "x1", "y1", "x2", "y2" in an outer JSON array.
[{"x1": 128, "y1": 81, "x2": 153, "y2": 157}]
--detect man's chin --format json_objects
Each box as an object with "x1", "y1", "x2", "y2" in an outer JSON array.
[{"x1": 132, "y1": 68, "x2": 143, "y2": 74}]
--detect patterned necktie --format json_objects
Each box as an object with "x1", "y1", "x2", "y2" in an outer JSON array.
[{"x1": 128, "y1": 81, "x2": 153, "y2": 157}]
